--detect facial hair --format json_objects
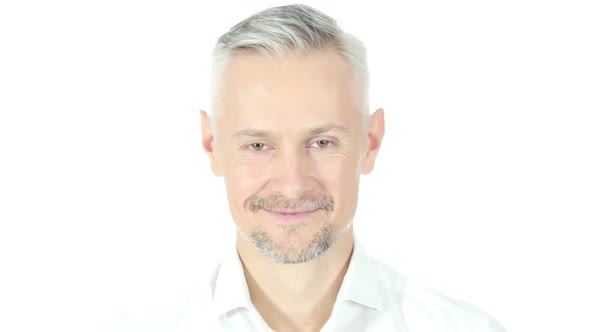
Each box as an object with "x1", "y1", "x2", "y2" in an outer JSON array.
[{"x1": 239, "y1": 193, "x2": 352, "y2": 264}]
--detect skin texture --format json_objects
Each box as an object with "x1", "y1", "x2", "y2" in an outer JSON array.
[{"x1": 200, "y1": 48, "x2": 385, "y2": 331}]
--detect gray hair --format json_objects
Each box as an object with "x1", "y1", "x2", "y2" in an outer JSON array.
[{"x1": 209, "y1": 4, "x2": 369, "y2": 130}]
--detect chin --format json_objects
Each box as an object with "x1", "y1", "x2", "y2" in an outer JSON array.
[{"x1": 240, "y1": 218, "x2": 352, "y2": 265}]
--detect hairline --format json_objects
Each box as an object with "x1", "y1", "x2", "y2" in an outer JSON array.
[{"x1": 207, "y1": 5, "x2": 370, "y2": 135}]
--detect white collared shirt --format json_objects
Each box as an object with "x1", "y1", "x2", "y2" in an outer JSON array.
[{"x1": 107, "y1": 237, "x2": 506, "y2": 332}]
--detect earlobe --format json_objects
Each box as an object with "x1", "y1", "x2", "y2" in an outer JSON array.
[
  {"x1": 361, "y1": 108, "x2": 385, "y2": 175},
  {"x1": 200, "y1": 110, "x2": 222, "y2": 176}
]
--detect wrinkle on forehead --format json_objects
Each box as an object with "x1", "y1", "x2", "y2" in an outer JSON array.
[{"x1": 231, "y1": 123, "x2": 351, "y2": 142}]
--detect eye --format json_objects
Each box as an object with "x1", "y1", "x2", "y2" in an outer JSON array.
[
  {"x1": 310, "y1": 140, "x2": 333, "y2": 148},
  {"x1": 247, "y1": 142, "x2": 268, "y2": 151}
]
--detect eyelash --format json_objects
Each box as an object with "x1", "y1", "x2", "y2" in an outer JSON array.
[{"x1": 246, "y1": 140, "x2": 335, "y2": 152}]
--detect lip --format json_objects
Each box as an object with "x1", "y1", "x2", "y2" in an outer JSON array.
[
  {"x1": 268, "y1": 208, "x2": 317, "y2": 214},
  {"x1": 262, "y1": 208, "x2": 319, "y2": 223}
]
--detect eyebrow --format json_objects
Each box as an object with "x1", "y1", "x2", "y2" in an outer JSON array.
[{"x1": 231, "y1": 123, "x2": 350, "y2": 140}]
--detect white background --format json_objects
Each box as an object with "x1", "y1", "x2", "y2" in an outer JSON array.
[{"x1": 1, "y1": 1, "x2": 589, "y2": 331}]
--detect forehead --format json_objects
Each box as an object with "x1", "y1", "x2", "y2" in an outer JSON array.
[{"x1": 216, "y1": 49, "x2": 358, "y2": 127}]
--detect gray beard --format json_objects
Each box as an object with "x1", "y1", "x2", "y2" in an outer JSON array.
[{"x1": 238, "y1": 218, "x2": 353, "y2": 265}]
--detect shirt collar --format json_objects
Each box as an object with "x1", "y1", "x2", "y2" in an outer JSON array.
[
  {"x1": 212, "y1": 233, "x2": 384, "y2": 317},
  {"x1": 335, "y1": 234, "x2": 385, "y2": 311},
  {"x1": 212, "y1": 245, "x2": 253, "y2": 316}
]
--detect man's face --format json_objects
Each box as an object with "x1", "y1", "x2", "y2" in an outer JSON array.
[{"x1": 201, "y1": 49, "x2": 383, "y2": 264}]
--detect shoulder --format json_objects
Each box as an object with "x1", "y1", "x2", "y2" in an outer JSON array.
[
  {"x1": 102, "y1": 262, "x2": 223, "y2": 332},
  {"x1": 371, "y1": 257, "x2": 507, "y2": 332}
]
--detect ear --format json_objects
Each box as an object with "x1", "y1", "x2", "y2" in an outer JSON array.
[
  {"x1": 200, "y1": 110, "x2": 222, "y2": 176},
  {"x1": 361, "y1": 108, "x2": 385, "y2": 175}
]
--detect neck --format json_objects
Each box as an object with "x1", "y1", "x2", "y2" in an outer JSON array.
[{"x1": 236, "y1": 230, "x2": 354, "y2": 331}]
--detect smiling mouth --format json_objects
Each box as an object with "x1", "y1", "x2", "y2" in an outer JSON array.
[
  {"x1": 262, "y1": 208, "x2": 319, "y2": 223},
  {"x1": 266, "y1": 208, "x2": 318, "y2": 214}
]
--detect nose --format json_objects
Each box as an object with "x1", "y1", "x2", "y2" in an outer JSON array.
[{"x1": 269, "y1": 147, "x2": 314, "y2": 199}]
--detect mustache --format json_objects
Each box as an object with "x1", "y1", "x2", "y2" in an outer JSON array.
[{"x1": 245, "y1": 193, "x2": 335, "y2": 213}]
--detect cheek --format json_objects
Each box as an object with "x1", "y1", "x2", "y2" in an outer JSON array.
[
  {"x1": 312, "y1": 148, "x2": 361, "y2": 183},
  {"x1": 230, "y1": 153, "x2": 273, "y2": 181},
  {"x1": 314, "y1": 157, "x2": 360, "y2": 201},
  {"x1": 312, "y1": 153, "x2": 361, "y2": 215},
  {"x1": 314, "y1": 159, "x2": 348, "y2": 186},
  {"x1": 224, "y1": 155, "x2": 272, "y2": 207}
]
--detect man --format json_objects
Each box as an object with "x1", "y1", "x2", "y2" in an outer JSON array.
[{"x1": 108, "y1": 4, "x2": 506, "y2": 332}]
